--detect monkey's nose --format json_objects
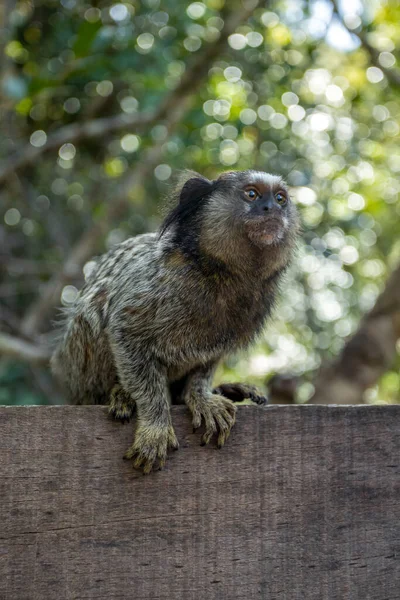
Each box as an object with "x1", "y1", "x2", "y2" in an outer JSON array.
[
  {"x1": 262, "y1": 202, "x2": 274, "y2": 212},
  {"x1": 261, "y1": 196, "x2": 275, "y2": 212}
]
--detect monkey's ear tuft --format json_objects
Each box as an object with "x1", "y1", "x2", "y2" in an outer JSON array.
[
  {"x1": 179, "y1": 176, "x2": 214, "y2": 204},
  {"x1": 159, "y1": 176, "x2": 215, "y2": 237}
]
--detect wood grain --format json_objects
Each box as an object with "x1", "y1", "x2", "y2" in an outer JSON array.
[{"x1": 0, "y1": 405, "x2": 399, "y2": 600}]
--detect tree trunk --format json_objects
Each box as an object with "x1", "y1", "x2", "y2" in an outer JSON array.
[{"x1": 309, "y1": 262, "x2": 400, "y2": 404}]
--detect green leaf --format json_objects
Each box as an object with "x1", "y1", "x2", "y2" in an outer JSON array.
[{"x1": 73, "y1": 20, "x2": 102, "y2": 58}]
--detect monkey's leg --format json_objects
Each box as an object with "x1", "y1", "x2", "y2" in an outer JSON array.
[
  {"x1": 213, "y1": 382, "x2": 268, "y2": 406},
  {"x1": 111, "y1": 349, "x2": 179, "y2": 473},
  {"x1": 108, "y1": 384, "x2": 136, "y2": 423},
  {"x1": 183, "y1": 364, "x2": 237, "y2": 448}
]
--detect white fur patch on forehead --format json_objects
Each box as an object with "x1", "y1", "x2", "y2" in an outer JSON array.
[
  {"x1": 218, "y1": 170, "x2": 286, "y2": 190},
  {"x1": 247, "y1": 171, "x2": 284, "y2": 188}
]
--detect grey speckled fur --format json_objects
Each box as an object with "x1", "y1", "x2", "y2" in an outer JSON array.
[{"x1": 51, "y1": 170, "x2": 300, "y2": 473}]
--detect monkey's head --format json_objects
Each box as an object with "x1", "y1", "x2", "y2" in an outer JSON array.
[
  {"x1": 209, "y1": 170, "x2": 297, "y2": 248},
  {"x1": 160, "y1": 170, "x2": 300, "y2": 273}
]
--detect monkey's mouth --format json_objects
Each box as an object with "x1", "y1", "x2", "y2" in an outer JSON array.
[{"x1": 245, "y1": 217, "x2": 286, "y2": 246}]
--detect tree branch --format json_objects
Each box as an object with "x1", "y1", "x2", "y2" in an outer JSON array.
[
  {"x1": 331, "y1": 0, "x2": 400, "y2": 88},
  {"x1": 309, "y1": 262, "x2": 400, "y2": 404},
  {"x1": 0, "y1": 113, "x2": 153, "y2": 186},
  {"x1": 0, "y1": 332, "x2": 51, "y2": 365},
  {"x1": 0, "y1": 0, "x2": 260, "y2": 187},
  {"x1": 19, "y1": 0, "x2": 261, "y2": 336}
]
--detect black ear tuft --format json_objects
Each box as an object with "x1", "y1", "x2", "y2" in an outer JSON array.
[
  {"x1": 179, "y1": 177, "x2": 213, "y2": 204},
  {"x1": 159, "y1": 176, "x2": 215, "y2": 237}
]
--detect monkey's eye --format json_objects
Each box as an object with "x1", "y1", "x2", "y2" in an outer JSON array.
[
  {"x1": 245, "y1": 188, "x2": 259, "y2": 200},
  {"x1": 275, "y1": 192, "x2": 287, "y2": 206}
]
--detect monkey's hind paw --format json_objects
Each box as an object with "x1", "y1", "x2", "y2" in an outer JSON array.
[
  {"x1": 191, "y1": 395, "x2": 237, "y2": 448},
  {"x1": 108, "y1": 385, "x2": 136, "y2": 424},
  {"x1": 123, "y1": 424, "x2": 179, "y2": 474},
  {"x1": 213, "y1": 382, "x2": 269, "y2": 406}
]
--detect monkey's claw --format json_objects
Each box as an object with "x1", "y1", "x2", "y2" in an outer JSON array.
[
  {"x1": 124, "y1": 424, "x2": 179, "y2": 474},
  {"x1": 191, "y1": 395, "x2": 236, "y2": 448},
  {"x1": 213, "y1": 382, "x2": 269, "y2": 406},
  {"x1": 108, "y1": 385, "x2": 136, "y2": 423}
]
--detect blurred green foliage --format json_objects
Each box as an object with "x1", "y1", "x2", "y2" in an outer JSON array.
[{"x1": 0, "y1": 0, "x2": 399, "y2": 404}]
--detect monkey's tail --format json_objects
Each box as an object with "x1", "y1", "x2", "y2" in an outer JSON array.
[{"x1": 51, "y1": 311, "x2": 114, "y2": 405}]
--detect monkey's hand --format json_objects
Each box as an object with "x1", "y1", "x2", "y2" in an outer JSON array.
[
  {"x1": 108, "y1": 384, "x2": 136, "y2": 423},
  {"x1": 108, "y1": 342, "x2": 178, "y2": 473},
  {"x1": 213, "y1": 382, "x2": 269, "y2": 406},
  {"x1": 124, "y1": 422, "x2": 179, "y2": 474},
  {"x1": 188, "y1": 394, "x2": 237, "y2": 448}
]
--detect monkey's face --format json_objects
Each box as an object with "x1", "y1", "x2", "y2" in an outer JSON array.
[
  {"x1": 160, "y1": 170, "x2": 298, "y2": 266},
  {"x1": 216, "y1": 171, "x2": 295, "y2": 248}
]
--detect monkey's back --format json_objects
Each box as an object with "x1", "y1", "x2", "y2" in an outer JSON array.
[{"x1": 51, "y1": 233, "x2": 160, "y2": 404}]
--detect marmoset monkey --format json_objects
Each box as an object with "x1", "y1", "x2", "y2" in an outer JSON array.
[{"x1": 52, "y1": 170, "x2": 300, "y2": 473}]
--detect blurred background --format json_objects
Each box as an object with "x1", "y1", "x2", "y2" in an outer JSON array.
[{"x1": 0, "y1": 0, "x2": 399, "y2": 406}]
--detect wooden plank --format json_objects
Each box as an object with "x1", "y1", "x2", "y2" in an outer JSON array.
[{"x1": 0, "y1": 405, "x2": 399, "y2": 600}]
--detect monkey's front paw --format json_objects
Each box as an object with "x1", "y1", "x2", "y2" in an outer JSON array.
[
  {"x1": 123, "y1": 424, "x2": 179, "y2": 474},
  {"x1": 108, "y1": 385, "x2": 136, "y2": 424},
  {"x1": 213, "y1": 382, "x2": 269, "y2": 406},
  {"x1": 191, "y1": 395, "x2": 237, "y2": 448}
]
